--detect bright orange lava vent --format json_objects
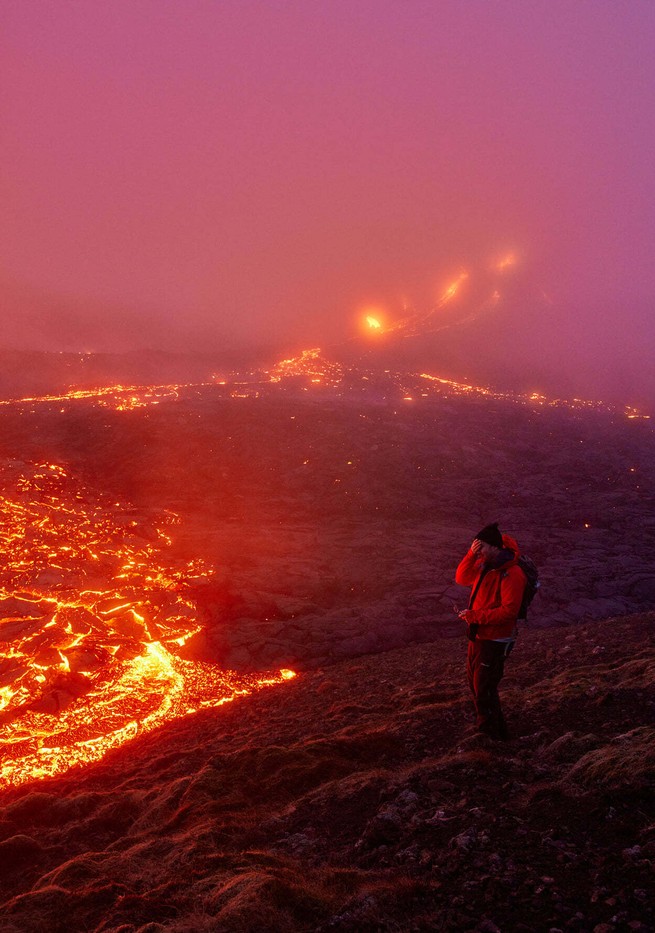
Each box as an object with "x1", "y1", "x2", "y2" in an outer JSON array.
[{"x1": 0, "y1": 461, "x2": 294, "y2": 789}]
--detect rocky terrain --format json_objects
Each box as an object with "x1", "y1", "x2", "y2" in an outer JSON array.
[
  {"x1": 0, "y1": 613, "x2": 653, "y2": 932},
  {"x1": 1, "y1": 379, "x2": 654, "y2": 930},
  {"x1": 1, "y1": 388, "x2": 653, "y2": 674}
]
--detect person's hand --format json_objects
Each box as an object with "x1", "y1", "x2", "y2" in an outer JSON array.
[
  {"x1": 459, "y1": 609, "x2": 475, "y2": 623},
  {"x1": 471, "y1": 538, "x2": 483, "y2": 556}
]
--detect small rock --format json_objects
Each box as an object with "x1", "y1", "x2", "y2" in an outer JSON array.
[
  {"x1": 622, "y1": 845, "x2": 641, "y2": 860},
  {"x1": 477, "y1": 921, "x2": 501, "y2": 933},
  {"x1": 396, "y1": 789, "x2": 420, "y2": 813},
  {"x1": 361, "y1": 805, "x2": 403, "y2": 847},
  {"x1": 450, "y1": 827, "x2": 477, "y2": 851},
  {"x1": 426, "y1": 809, "x2": 451, "y2": 824}
]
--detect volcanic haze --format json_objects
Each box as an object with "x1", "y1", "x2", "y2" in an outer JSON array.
[{"x1": 2, "y1": 1, "x2": 655, "y2": 403}]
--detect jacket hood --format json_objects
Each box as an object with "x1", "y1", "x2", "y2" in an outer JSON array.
[{"x1": 499, "y1": 533, "x2": 520, "y2": 567}]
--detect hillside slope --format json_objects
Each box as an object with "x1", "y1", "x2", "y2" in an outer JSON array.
[{"x1": 1, "y1": 613, "x2": 653, "y2": 932}]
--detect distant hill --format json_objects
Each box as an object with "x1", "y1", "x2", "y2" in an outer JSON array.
[{"x1": 0, "y1": 348, "x2": 239, "y2": 398}]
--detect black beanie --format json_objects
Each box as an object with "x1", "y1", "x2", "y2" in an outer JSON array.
[{"x1": 475, "y1": 522, "x2": 503, "y2": 549}]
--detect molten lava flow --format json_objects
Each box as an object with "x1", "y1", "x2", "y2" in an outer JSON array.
[
  {"x1": 0, "y1": 382, "x2": 193, "y2": 411},
  {"x1": 0, "y1": 358, "x2": 648, "y2": 423},
  {"x1": 269, "y1": 348, "x2": 345, "y2": 387},
  {"x1": 0, "y1": 462, "x2": 295, "y2": 789},
  {"x1": 415, "y1": 373, "x2": 651, "y2": 418},
  {"x1": 366, "y1": 315, "x2": 382, "y2": 331},
  {"x1": 439, "y1": 270, "x2": 469, "y2": 304}
]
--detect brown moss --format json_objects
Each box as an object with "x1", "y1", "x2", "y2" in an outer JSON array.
[
  {"x1": 565, "y1": 726, "x2": 655, "y2": 789},
  {"x1": 208, "y1": 867, "x2": 335, "y2": 931},
  {"x1": 0, "y1": 833, "x2": 43, "y2": 870}
]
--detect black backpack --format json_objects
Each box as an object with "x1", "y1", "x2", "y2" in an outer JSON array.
[{"x1": 517, "y1": 556, "x2": 540, "y2": 620}]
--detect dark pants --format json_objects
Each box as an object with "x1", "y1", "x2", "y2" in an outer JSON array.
[{"x1": 466, "y1": 639, "x2": 511, "y2": 740}]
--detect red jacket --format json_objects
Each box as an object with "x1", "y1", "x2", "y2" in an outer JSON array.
[{"x1": 455, "y1": 534, "x2": 526, "y2": 640}]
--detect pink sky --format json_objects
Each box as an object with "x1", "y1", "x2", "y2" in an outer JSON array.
[{"x1": 2, "y1": 1, "x2": 654, "y2": 389}]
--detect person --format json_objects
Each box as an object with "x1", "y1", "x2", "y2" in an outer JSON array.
[{"x1": 455, "y1": 522, "x2": 526, "y2": 740}]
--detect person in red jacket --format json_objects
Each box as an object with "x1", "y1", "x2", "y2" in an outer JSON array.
[{"x1": 455, "y1": 522, "x2": 526, "y2": 740}]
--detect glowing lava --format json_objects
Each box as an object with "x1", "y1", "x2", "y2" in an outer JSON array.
[
  {"x1": 0, "y1": 382, "x2": 191, "y2": 410},
  {"x1": 0, "y1": 353, "x2": 648, "y2": 423},
  {"x1": 366, "y1": 315, "x2": 382, "y2": 331},
  {"x1": 439, "y1": 270, "x2": 469, "y2": 304},
  {"x1": 270, "y1": 348, "x2": 344, "y2": 387},
  {"x1": 0, "y1": 461, "x2": 295, "y2": 788}
]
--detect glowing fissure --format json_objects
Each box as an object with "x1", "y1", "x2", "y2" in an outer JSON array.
[
  {"x1": 0, "y1": 354, "x2": 648, "y2": 420},
  {"x1": 0, "y1": 382, "x2": 198, "y2": 410},
  {"x1": 0, "y1": 461, "x2": 294, "y2": 788},
  {"x1": 265, "y1": 351, "x2": 647, "y2": 419},
  {"x1": 415, "y1": 373, "x2": 649, "y2": 418}
]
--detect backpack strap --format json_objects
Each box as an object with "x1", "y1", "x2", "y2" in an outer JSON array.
[{"x1": 468, "y1": 564, "x2": 490, "y2": 609}]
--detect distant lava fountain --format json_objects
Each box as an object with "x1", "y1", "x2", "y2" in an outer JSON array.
[{"x1": 0, "y1": 461, "x2": 294, "y2": 789}]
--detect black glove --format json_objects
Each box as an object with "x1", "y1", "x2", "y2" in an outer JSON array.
[{"x1": 467, "y1": 622, "x2": 479, "y2": 642}]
